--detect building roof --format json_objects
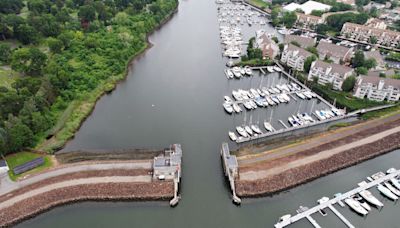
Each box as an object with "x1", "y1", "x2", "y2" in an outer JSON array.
[
  {"x1": 342, "y1": 22, "x2": 400, "y2": 37},
  {"x1": 313, "y1": 60, "x2": 353, "y2": 75},
  {"x1": 364, "y1": 50, "x2": 384, "y2": 65},
  {"x1": 317, "y1": 41, "x2": 352, "y2": 60},
  {"x1": 284, "y1": 35, "x2": 316, "y2": 48},
  {"x1": 286, "y1": 44, "x2": 313, "y2": 58},
  {"x1": 368, "y1": 69, "x2": 396, "y2": 77},
  {"x1": 284, "y1": 0, "x2": 331, "y2": 15}
]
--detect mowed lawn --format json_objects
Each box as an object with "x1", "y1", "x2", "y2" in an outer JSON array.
[{"x1": 5, "y1": 152, "x2": 53, "y2": 181}]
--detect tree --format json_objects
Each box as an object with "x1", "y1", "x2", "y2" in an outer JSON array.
[
  {"x1": 342, "y1": 76, "x2": 356, "y2": 92},
  {"x1": 30, "y1": 14, "x2": 61, "y2": 37},
  {"x1": 364, "y1": 58, "x2": 376, "y2": 69},
  {"x1": 0, "y1": 127, "x2": 6, "y2": 155},
  {"x1": 304, "y1": 55, "x2": 317, "y2": 73},
  {"x1": 369, "y1": 36, "x2": 377, "y2": 44},
  {"x1": 28, "y1": 0, "x2": 51, "y2": 15},
  {"x1": 355, "y1": 66, "x2": 368, "y2": 75},
  {"x1": 0, "y1": 0, "x2": 25, "y2": 14},
  {"x1": 78, "y1": 5, "x2": 96, "y2": 24},
  {"x1": 0, "y1": 44, "x2": 12, "y2": 64},
  {"x1": 310, "y1": 10, "x2": 324, "y2": 17},
  {"x1": 306, "y1": 46, "x2": 319, "y2": 57},
  {"x1": 352, "y1": 50, "x2": 365, "y2": 68},
  {"x1": 282, "y1": 11, "x2": 297, "y2": 28},
  {"x1": 47, "y1": 37, "x2": 64, "y2": 54},
  {"x1": 11, "y1": 48, "x2": 47, "y2": 76},
  {"x1": 15, "y1": 24, "x2": 39, "y2": 44},
  {"x1": 4, "y1": 115, "x2": 34, "y2": 152}
]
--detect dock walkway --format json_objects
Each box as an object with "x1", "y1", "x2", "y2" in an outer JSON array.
[{"x1": 275, "y1": 169, "x2": 400, "y2": 228}]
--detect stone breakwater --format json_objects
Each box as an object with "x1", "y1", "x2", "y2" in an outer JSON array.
[
  {"x1": 0, "y1": 170, "x2": 173, "y2": 227},
  {"x1": 236, "y1": 130, "x2": 400, "y2": 197}
]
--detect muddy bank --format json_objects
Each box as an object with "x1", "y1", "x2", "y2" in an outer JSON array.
[
  {"x1": 0, "y1": 181, "x2": 173, "y2": 227},
  {"x1": 236, "y1": 131, "x2": 400, "y2": 197}
]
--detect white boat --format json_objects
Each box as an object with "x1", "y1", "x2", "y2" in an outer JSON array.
[
  {"x1": 273, "y1": 66, "x2": 282, "y2": 72},
  {"x1": 224, "y1": 96, "x2": 233, "y2": 103},
  {"x1": 257, "y1": 89, "x2": 265, "y2": 97},
  {"x1": 233, "y1": 103, "x2": 242, "y2": 113},
  {"x1": 359, "y1": 189, "x2": 384, "y2": 208},
  {"x1": 232, "y1": 67, "x2": 242, "y2": 78},
  {"x1": 331, "y1": 108, "x2": 344, "y2": 116},
  {"x1": 344, "y1": 198, "x2": 368, "y2": 216},
  {"x1": 263, "y1": 122, "x2": 273, "y2": 132},
  {"x1": 353, "y1": 195, "x2": 371, "y2": 211},
  {"x1": 266, "y1": 66, "x2": 274, "y2": 73},
  {"x1": 228, "y1": 131, "x2": 237, "y2": 141},
  {"x1": 390, "y1": 178, "x2": 400, "y2": 190},
  {"x1": 296, "y1": 92, "x2": 306, "y2": 99},
  {"x1": 223, "y1": 102, "x2": 233, "y2": 114},
  {"x1": 288, "y1": 117, "x2": 299, "y2": 127},
  {"x1": 271, "y1": 96, "x2": 280, "y2": 104},
  {"x1": 278, "y1": 214, "x2": 291, "y2": 222},
  {"x1": 240, "y1": 67, "x2": 245, "y2": 75},
  {"x1": 384, "y1": 182, "x2": 400, "y2": 196},
  {"x1": 244, "y1": 125, "x2": 253, "y2": 135},
  {"x1": 315, "y1": 110, "x2": 326, "y2": 120},
  {"x1": 244, "y1": 66, "x2": 252, "y2": 75},
  {"x1": 225, "y1": 69, "x2": 234, "y2": 79},
  {"x1": 377, "y1": 184, "x2": 398, "y2": 201},
  {"x1": 236, "y1": 126, "x2": 248, "y2": 137},
  {"x1": 303, "y1": 91, "x2": 313, "y2": 99},
  {"x1": 251, "y1": 124, "x2": 262, "y2": 134},
  {"x1": 266, "y1": 97, "x2": 275, "y2": 105},
  {"x1": 232, "y1": 90, "x2": 243, "y2": 101}
]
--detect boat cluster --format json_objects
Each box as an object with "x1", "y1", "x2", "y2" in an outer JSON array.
[
  {"x1": 346, "y1": 169, "x2": 400, "y2": 216},
  {"x1": 222, "y1": 83, "x2": 309, "y2": 114},
  {"x1": 220, "y1": 25, "x2": 243, "y2": 58},
  {"x1": 217, "y1": 2, "x2": 267, "y2": 26},
  {"x1": 228, "y1": 121, "x2": 275, "y2": 141},
  {"x1": 314, "y1": 108, "x2": 344, "y2": 121},
  {"x1": 287, "y1": 113, "x2": 315, "y2": 127}
]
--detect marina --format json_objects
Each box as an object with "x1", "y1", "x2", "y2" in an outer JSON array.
[
  {"x1": 20, "y1": 0, "x2": 400, "y2": 227},
  {"x1": 275, "y1": 168, "x2": 400, "y2": 228}
]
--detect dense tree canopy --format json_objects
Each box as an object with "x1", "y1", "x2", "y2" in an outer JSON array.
[{"x1": 0, "y1": 0, "x2": 179, "y2": 154}]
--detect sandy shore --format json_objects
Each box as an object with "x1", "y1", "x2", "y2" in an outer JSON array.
[{"x1": 236, "y1": 115, "x2": 400, "y2": 197}]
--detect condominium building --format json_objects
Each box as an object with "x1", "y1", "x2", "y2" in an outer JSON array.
[
  {"x1": 341, "y1": 22, "x2": 400, "y2": 48},
  {"x1": 255, "y1": 31, "x2": 279, "y2": 59},
  {"x1": 316, "y1": 40, "x2": 353, "y2": 64},
  {"x1": 308, "y1": 60, "x2": 354, "y2": 90},
  {"x1": 354, "y1": 76, "x2": 400, "y2": 101},
  {"x1": 296, "y1": 13, "x2": 324, "y2": 30},
  {"x1": 281, "y1": 44, "x2": 313, "y2": 71}
]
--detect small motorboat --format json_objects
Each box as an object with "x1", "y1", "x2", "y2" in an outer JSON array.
[
  {"x1": 273, "y1": 66, "x2": 282, "y2": 72},
  {"x1": 244, "y1": 66, "x2": 252, "y2": 75},
  {"x1": 377, "y1": 184, "x2": 398, "y2": 201},
  {"x1": 228, "y1": 131, "x2": 237, "y2": 141},
  {"x1": 296, "y1": 92, "x2": 306, "y2": 99},
  {"x1": 240, "y1": 67, "x2": 245, "y2": 75},
  {"x1": 225, "y1": 69, "x2": 234, "y2": 79},
  {"x1": 358, "y1": 182, "x2": 384, "y2": 208},
  {"x1": 390, "y1": 178, "x2": 400, "y2": 190},
  {"x1": 266, "y1": 66, "x2": 274, "y2": 73},
  {"x1": 384, "y1": 182, "x2": 400, "y2": 196},
  {"x1": 232, "y1": 103, "x2": 242, "y2": 113},
  {"x1": 344, "y1": 198, "x2": 368, "y2": 216},
  {"x1": 224, "y1": 96, "x2": 233, "y2": 103},
  {"x1": 223, "y1": 102, "x2": 233, "y2": 114},
  {"x1": 353, "y1": 195, "x2": 371, "y2": 211}
]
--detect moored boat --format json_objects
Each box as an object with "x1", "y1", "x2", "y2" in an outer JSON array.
[
  {"x1": 344, "y1": 198, "x2": 368, "y2": 216},
  {"x1": 228, "y1": 131, "x2": 237, "y2": 141},
  {"x1": 377, "y1": 184, "x2": 398, "y2": 201},
  {"x1": 223, "y1": 102, "x2": 233, "y2": 114}
]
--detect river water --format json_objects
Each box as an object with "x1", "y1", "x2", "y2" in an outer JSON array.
[{"x1": 17, "y1": 0, "x2": 400, "y2": 227}]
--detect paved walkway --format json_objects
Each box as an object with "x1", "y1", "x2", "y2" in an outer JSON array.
[
  {"x1": 238, "y1": 113, "x2": 400, "y2": 166},
  {"x1": 0, "y1": 162, "x2": 151, "y2": 196},
  {"x1": 240, "y1": 125, "x2": 400, "y2": 181},
  {"x1": 0, "y1": 176, "x2": 151, "y2": 210}
]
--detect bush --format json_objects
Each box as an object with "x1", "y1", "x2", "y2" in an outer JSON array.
[{"x1": 341, "y1": 76, "x2": 356, "y2": 92}]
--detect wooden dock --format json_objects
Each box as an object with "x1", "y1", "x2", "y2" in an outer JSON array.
[{"x1": 275, "y1": 169, "x2": 400, "y2": 228}]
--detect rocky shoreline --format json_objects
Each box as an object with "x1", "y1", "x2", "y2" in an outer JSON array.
[
  {"x1": 0, "y1": 181, "x2": 173, "y2": 227},
  {"x1": 0, "y1": 168, "x2": 174, "y2": 227},
  {"x1": 236, "y1": 130, "x2": 400, "y2": 197}
]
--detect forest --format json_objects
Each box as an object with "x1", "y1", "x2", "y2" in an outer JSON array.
[{"x1": 0, "y1": 0, "x2": 178, "y2": 154}]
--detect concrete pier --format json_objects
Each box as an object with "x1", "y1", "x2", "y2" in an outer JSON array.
[
  {"x1": 221, "y1": 143, "x2": 241, "y2": 204},
  {"x1": 328, "y1": 205, "x2": 355, "y2": 228}
]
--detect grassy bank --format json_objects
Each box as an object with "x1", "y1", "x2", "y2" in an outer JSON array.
[
  {"x1": 5, "y1": 152, "x2": 53, "y2": 181},
  {"x1": 247, "y1": 0, "x2": 270, "y2": 9}
]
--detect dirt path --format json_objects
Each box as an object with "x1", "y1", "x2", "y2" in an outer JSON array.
[
  {"x1": 238, "y1": 113, "x2": 400, "y2": 166},
  {"x1": 0, "y1": 175, "x2": 150, "y2": 210},
  {"x1": 240, "y1": 125, "x2": 400, "y2": 181}
]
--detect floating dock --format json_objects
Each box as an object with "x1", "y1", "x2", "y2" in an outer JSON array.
[
  {"x1": 275, "y1": 169, "x2": 400, "y2": 228},
  {"x1": 221, "y1": 143, "x2": 241, "y2": 204}
]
